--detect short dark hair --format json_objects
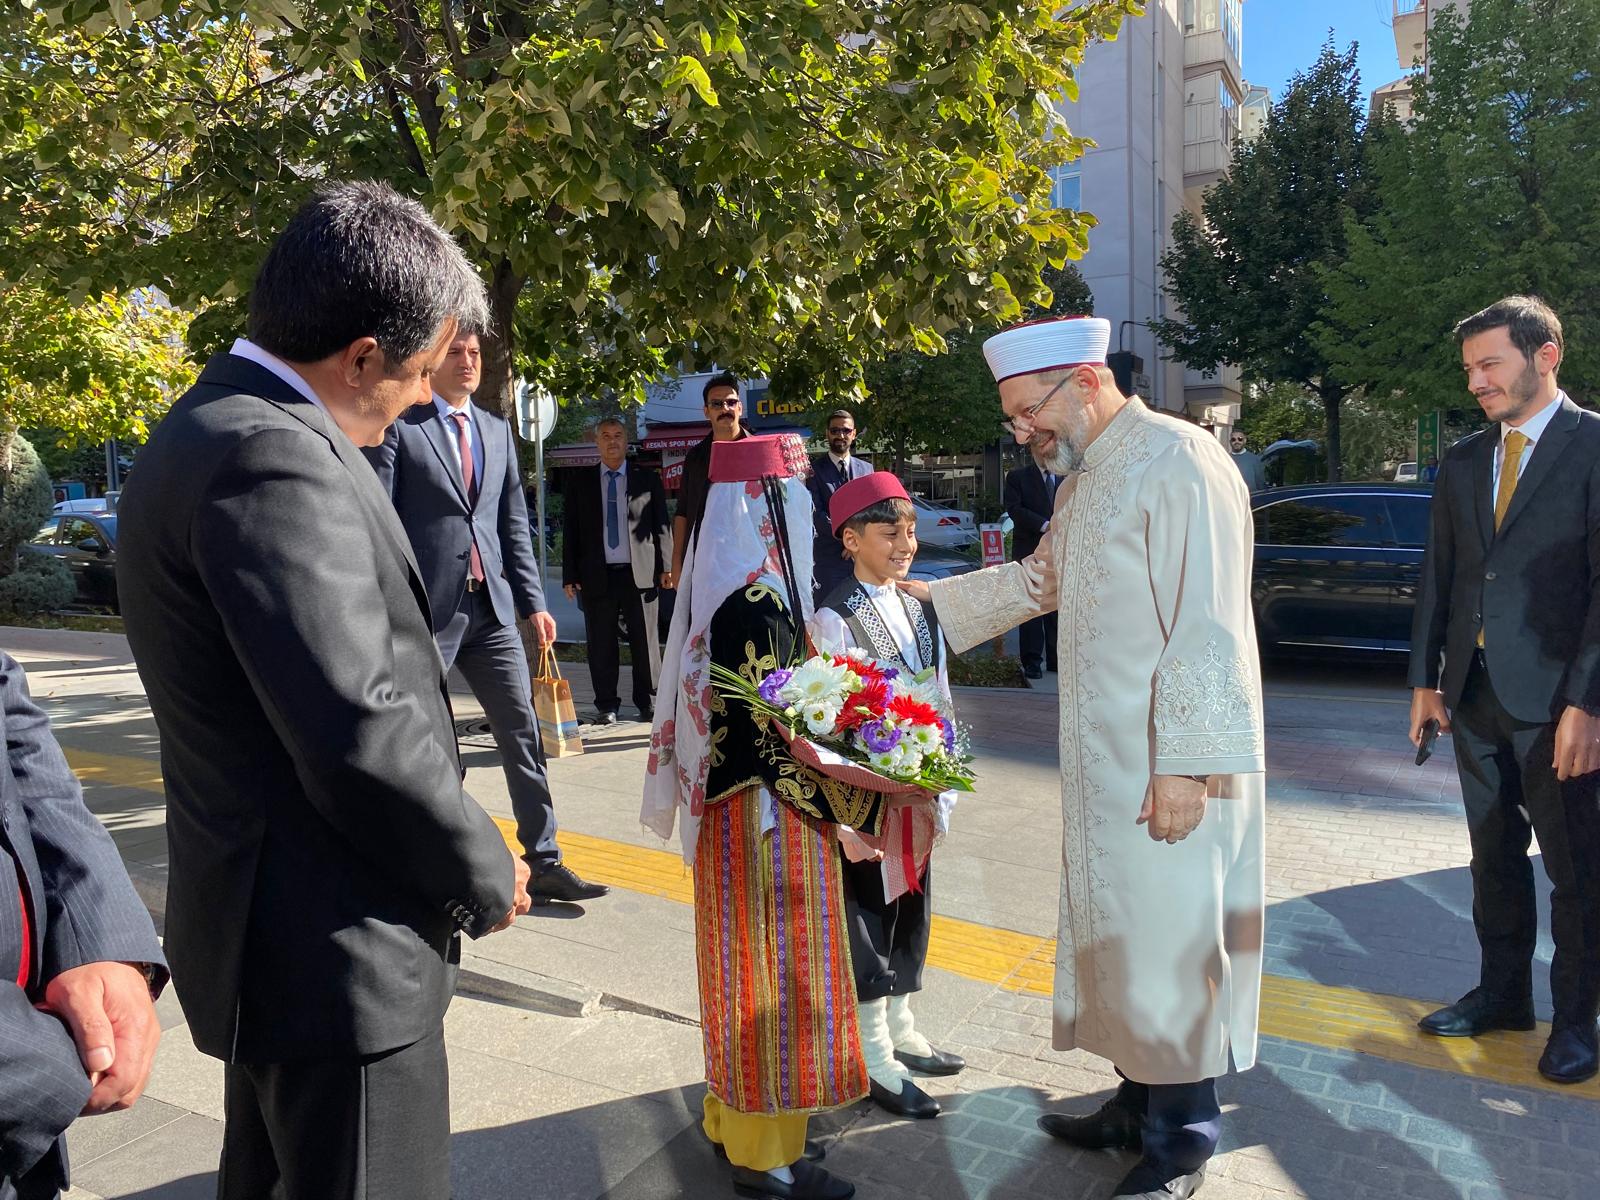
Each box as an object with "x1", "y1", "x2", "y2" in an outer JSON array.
[
  {"x1": 247, "y1": 181, "x2": 490, "y2": 367},
  {"x1": 702, "y1": 372, "x2": 741, "y2": 403},
  {"x1": 827, "y1": 409, "x2": 855, "y2": 426},
  {"x1": 842, "y1": 497, "x2": 916, "y2": 537},
  {"x1": 1455, "y1": 295, "x2": 1563, "y2": 362}
]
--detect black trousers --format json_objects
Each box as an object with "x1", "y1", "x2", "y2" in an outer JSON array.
[
  {"x1": 581, "y1": 566, "x2": 658, "y2": 715},
  {"x1": 1108, "y1": 1074, "x2": 1220, "y2": 1172},
  {"x1": 436, "y1": 587, "x2": 559, "y2": 868},
  {"x1": 1452, "y1": 654, "x2": 1600, "y2": 1026},
  {"x1": 1018, "y1": 611, "x2": 1057, "y2": 673},
  {"x1": 842, "y1": 854, "x2": 931, "y2": 1001},
  {"x1": 218, "y1": 1028, "x2": 450, "y2": 1200}
]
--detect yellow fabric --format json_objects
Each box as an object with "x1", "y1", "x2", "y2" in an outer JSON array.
[
  {"x1": 701, "y1": 1093, "x2": 809, "y2": 1171},
  {"x1": 1480, "y1": 430, "x2": 1530, "y2": 648}
]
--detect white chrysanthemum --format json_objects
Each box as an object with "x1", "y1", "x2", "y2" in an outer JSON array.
[
  {"x1": 781, "y1": 657, "x2": 852, "y2": 709},
  {"x1": 900, "y1": 674, "x2": 945, "y2": 710},
  {"x1": 868, "y1": 750, "x2": 898, "y2": 773},
  {"x1": 907, "y1": 724, "x2": 941, "y2": 753},
  {"x1": 803, "y1": 704, "x2": 839, "y2": 735}
]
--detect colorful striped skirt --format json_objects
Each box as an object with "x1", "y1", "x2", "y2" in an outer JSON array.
[{"x1": 694, "y1": 786, "x2": 867, "y2": 1115}]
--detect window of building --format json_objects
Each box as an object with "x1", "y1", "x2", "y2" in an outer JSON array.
[
  {"x1": 1223, "y1": 0, "x2": 1243, "y2": 60},
  {"x1": 1050, "y1": 165, "x2": 1082, "y2": 211}
]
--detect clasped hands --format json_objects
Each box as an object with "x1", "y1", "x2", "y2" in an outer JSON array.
[
  {"x1": 39, "y1": 961, "x2": 160, "y2": 1117},
  {"x1": 1410, "y1": 688, "x2": 1600, "y2": 780}
]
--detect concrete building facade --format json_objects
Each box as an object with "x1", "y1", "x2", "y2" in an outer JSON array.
[
  {"x1": 1371, "y1": 0, "x2": 1471, "y2": 121},
  {"x1": 1053, "y1": 0, "x2": 1245, "y2": 426}
]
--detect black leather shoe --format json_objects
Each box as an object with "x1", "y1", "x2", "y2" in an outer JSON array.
[
  {"x1": 527, "y1": 863, "x2": 609, "y2": 904},
  {"x1": 1538, "y1": 1023, "x2": 1599, "y2": 1084},
  {"x1": 1113, "y1": 1160, "x2": 1205, "y2": 1198},
  {"x1": 1037, "y1": 1099, "x2": 1142, "y2": 1151},
  {"x1": 1418, "y1": 988, "x2": 1536, "y2": 1037},
  {"x1": 715, "y1": 1138, "x2": 825, "y2": 1163},
  {"x1": 1024, "y1": 666, "x2": 1044, "y2": 680},
  {"x1": 894, "y1": 1046, "x2": 965, "y2": 1076},
  {"x1": 636, "y1": 706, "x2": 654, "y2": 723},
  {"x1": 868, "y1": 1077, "x2": 940, "y2": 1119},
  {"x1": 591, "y1": 710, "x2": 618, "y2": 726},
  {"x1": 731, "y1": 1158, "x2": 854, "y2": 1199}
]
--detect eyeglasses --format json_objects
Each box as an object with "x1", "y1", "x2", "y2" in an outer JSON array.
[{"x1": 999, "y1": 375, "x2": 1072, "y2": 439}]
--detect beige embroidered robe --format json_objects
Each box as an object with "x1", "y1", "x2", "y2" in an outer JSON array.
[{"x1": 930, "y1": 399, "x2": 1265, "y2": 1084}]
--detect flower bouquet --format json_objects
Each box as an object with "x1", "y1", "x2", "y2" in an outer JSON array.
[{"x1": 708, "y1": 647, "x2": 977, "y2": 798}]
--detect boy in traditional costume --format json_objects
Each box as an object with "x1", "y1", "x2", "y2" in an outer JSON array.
[
  {"x1": 809, "y1": 472, "x2": 965, "y2": 1121},
  {"x1": 642, "y1": 435, "x2": 877, "y2": 1200}
]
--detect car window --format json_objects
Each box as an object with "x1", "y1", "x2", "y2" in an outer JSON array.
[
  {"x1": 61, "y1": 517, "x2": 102, "y2": 547},
  {"x1": 99, "y1": 516, "x2": 117, "y2": 544},
  {"x1": 31, "y1": 517, "x2": 61, "y2": 544},
  {"x1": 1385, "y1": 494, "x2": 1432, "y2": 550},
  {"x1": 1255, "y1": 496, "x2": 1391, "y2": 548}
]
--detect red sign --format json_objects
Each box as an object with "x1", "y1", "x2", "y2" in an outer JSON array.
[
  {"x1": 662, "y1": 453, "x2": 687, "y2": 489},
  {"x1": 979, "y1": 524, "x2": 1006, "y2": 568}
]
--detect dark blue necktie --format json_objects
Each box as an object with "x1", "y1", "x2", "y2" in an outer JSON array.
[{"x1": 606, "y1": 470, "x2": 621, "y2": 550}]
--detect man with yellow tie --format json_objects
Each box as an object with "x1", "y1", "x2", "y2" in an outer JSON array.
[{"x1": 1408, "y1": 296, "x2": 1600, "y2": 1086}]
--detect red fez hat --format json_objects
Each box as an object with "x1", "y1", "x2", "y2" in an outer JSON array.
[
  {"x1": 709, "y1": 435, "x2": 804, "y2": 483},
  {"x1": 829, "y1": 471, "x2": 911, "y2": 536}
]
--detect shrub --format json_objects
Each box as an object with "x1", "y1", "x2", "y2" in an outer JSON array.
[
  {"x1": 0, "y1": 432, "x2": 53, "y2": 567},
  {"x1": 0, "y1": 552, "x2": 76, "y2": 615}
]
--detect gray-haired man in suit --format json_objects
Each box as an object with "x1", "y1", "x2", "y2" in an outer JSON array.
[
  {"x1": 2, "y1": 652, "x2": 166, "y2": 1200},
  {"x1": 367, "y1": 330, "x2": 607, "y2": 906}
]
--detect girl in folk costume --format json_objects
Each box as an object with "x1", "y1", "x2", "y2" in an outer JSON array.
[
  {"x1": 642, "y1": 435, "x2": 879, "y2": 1200},
  {"x1": 809, "y1": 473, "x2": 965, "y2": 1121}
]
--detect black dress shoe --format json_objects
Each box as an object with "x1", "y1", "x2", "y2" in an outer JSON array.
[
  {"x1": 1113, "y1": 1159, "x2": 1205, "y2": 1199},
  {"x1": 1538, "y1": 1023, "x2": 1599, "y2": 1084},
  {"x1": 715, "y1": 1138, "x2": 826, "y2": 1163},
  {"x1": 893, "y1": 1046, "x2": 965, "y2": 1076},
  {"x1": 1417, "y1": 987, "x2": 1536, "y2": 1037},
  {"x1": 731, "y1": 1158, "x2": 854, "y2": 1199},
  {"x1": 1037, "y1": 1098, "x2": 1143, "y2": 1151},
  {"x1": 868, "y1": 1077, "x2": 940, "y2": 1119},
  {"x1": 1023, "y1": 665, "x2": 1044, "y2": 680},
  {"x1": 527, "y1": 863, "x2": 610, "y2": 904},
  {"x1": 636, "y1": 706, "x2": 654, "y2": 722},
  {"x1": 591, "y1": 710, "x2": 618, "y2": 726}
]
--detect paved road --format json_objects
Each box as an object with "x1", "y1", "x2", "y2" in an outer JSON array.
[{"x1": 4, "y1": 628, "x2": 1594, "y2": 1200}]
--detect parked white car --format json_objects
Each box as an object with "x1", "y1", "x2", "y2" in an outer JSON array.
[
  {"x1": 53, "y1": 496, "x2": 115, "y2": 515},
  {"x1": 1393, "y1": 462, "x2": 1419, "y2": 483},
  {"x1": 911, "y1": 495, "x2": 978, "y2": 548}
]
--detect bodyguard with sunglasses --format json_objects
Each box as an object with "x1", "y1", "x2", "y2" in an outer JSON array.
[{"x1": 808, "y1": 408, "x2": 874, "y2": 600}]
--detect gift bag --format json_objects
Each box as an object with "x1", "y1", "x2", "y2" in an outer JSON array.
[{"x1": 532, "y1": 646, "x2": 584, "y2": 757}]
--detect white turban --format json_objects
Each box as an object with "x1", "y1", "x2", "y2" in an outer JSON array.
[{"x1": 982, "y1": 316, "x2": 1111, "y2": 383}]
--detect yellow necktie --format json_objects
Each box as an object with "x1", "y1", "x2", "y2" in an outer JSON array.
[
  {"x1": 1494, "y1": 430, "x2": 1529, "y2": 530},
  {"x1": 1479, "y1": 430, "x2": 1530, "y2": 648}
]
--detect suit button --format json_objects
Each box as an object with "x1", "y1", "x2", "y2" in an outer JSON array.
[
  {"x1": 1485, "y1": 571, "x2": 1497, "y2": 581},
  {"x1": 1473, "y1": 612, "x2": 1482, "y2": 623}
]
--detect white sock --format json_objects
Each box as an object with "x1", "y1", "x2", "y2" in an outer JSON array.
[
  {"x1": 859, "y1": 996, "x2": 910, "y2": 1089},
  {"x1": 765, "y1": 1166, "x2": 794, "y2": 1185},
  {"x1": 886, "y1": 993, "x2": 934, "y2": 1057}
]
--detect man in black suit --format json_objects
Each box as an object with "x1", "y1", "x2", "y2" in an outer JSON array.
[
  {"x1": 667, "y1": 372, "x2": 749, "y2": 588},
  {"x1": 1004, "y1": 457, "x2": 1062, "y2": 679},
  {"x1": 118, "y1": 182, "x2": 531, "y2": 1199},
  {"x1": 562, "y1": 417, "x2": 672, "y2": 724},
  {"x1": 2, "y1": 652, "x2": 166, "y2": 1200},
  {"x1": 808, "y1": 408, "x2": 874, "y2": 601},
  {"x1": 368, "y1": 330, "x2": 607, "y2": 906},
  {"x1": 1409, "y1": 295, "x2": 1600, "y2": 1085}
]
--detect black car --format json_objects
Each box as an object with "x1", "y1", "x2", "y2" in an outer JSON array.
[
  {"x1": 1251, "y1": 483, "x2": 1433, "y2": 655},
  {"x1": 29, "y1": 512, "x2": 119, "y2": 611}
]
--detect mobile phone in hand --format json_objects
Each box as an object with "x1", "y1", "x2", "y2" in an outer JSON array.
[{"x1": 1415, "y1": 717, "x2": 1441, "y2": 766}]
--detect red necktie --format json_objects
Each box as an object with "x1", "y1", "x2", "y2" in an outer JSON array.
[{"x1": 449, "y1": 412, "x2": 486, "y2": 584}]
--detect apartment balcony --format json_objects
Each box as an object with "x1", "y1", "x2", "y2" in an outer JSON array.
[
  {"x1": 1183, "y1": 361, "x2": 1242, "y2": 412},
  {"x1": 1184, "y1": 28, "x2": 1243, "y2": 95},
  {"x1": 1393, "y1": 1, "x2": 1429, "y2": 70}
]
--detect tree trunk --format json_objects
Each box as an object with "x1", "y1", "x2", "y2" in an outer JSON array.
[
  {"x1": 1319, "y1": 383, "x2": 1344, "y2": 482},
  {"x1": 478, "y1": 257, "x2": 524, "y2": 421}
]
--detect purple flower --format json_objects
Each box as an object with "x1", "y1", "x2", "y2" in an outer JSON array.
[
  {"x1": 879, "y1": 666, "x2": 899, "y2": 680},
  {"x1": 942, "y1": 720, "x2": 957, "y2": 751},
  {"x1": 861, "y1": 720, "x2": 903, "y2": 753},
  {"x1": 757, "y1": 668, "x2": 794, "y2": 706}
]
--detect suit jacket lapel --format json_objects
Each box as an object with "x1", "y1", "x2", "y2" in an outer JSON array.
[
  {"x1": 1496, "y1": 398, "x2": 1580, "y2": 540},
  {"x1": 1472, "y1": 430, "x2": 1496, "y2": 551},
  {"x1": 417, "y1": 408, "x2": 470, "y2": 508},
  {"x1": 468, "y1": 402, "x2": 493, "y2": 513}
]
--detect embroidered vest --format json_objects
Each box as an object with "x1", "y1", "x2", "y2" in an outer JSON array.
[{"x1": 827, "y1": 581, "x2": 941, "y2": 676}]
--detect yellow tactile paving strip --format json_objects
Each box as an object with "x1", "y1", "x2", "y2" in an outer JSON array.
[{"x1": 64, "y1": 748, "x2": 1600, "y2": 1099}]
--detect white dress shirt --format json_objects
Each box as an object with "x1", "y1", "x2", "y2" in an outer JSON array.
[
  {"x1": 1492, "y1": 391, "x2": 1565, "y2": 494},
  {"x1": 433, "y1": 394, "x2": 484, "y2": 488},
  {"x1": 829, "y1": 451, "x2": 853, "y2": 474},
  {"x1": 811, "y1": 579, "x2": 927, "y2": 672},
  {"x1": 599, "y1": 459, "x2": 631, "y2": 565},
  {"x1": 229, "y1": 338, "x2": 329, "y2": 415}
]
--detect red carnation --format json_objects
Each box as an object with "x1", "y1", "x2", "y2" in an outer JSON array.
[
  {"x1": 888, "y1": 694, "x2": 942, "y2": 729},
  {"x1": 837, "y1": 677, "x2": 891, "y2": 731}
]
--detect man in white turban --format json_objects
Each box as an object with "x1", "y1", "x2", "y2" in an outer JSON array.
[{"x1": 900, "y1": 316, "x2": 1266, "y2": 1200}]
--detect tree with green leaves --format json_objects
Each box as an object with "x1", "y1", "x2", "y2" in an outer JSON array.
[
  {"x1": 3, "y1": 0, "x2": 1141, "y2": 421},
  {"x1": 1152, "y1": 42, "x2": 1370, "y2": 480},
  {"x1": 1317, "y1": 0, "x2": 1600, "y2": 414},
  {"x1": 854, "y1": 261, "x2": 1094, "y2": 469},
  {"x1": 0, "y1": 433, "x2": 76, "y2": 615}
]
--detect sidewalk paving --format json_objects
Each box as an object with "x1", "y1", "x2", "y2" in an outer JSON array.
[{"x1": 4, "y1": 627, "x2": 1595, "y2": 1200}]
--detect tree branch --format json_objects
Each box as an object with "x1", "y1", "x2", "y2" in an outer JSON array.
[{"x1": 382, "y1": 78, "x2": 430, "y2": 179}]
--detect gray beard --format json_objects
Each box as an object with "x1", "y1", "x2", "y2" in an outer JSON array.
[{"x1": 1041, "y1": 439, "x2": 1080, "y2": 474}]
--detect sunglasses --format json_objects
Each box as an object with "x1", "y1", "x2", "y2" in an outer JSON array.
[
  {"x1": 828, "y1": 427, "x2": 854, "y2": 436},
  {"x1": 706, "y1": 398, "x2": 740, "y2": 410}
]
